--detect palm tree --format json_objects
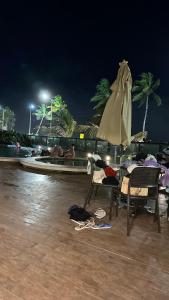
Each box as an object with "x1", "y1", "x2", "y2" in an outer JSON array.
[
  {"x1": 0, "y1": 106, "x2": 15, "y2": 130},
  {"x1": 91, "y1": 79, "x2": 111, "y2": 125},
  {"x1": 47, "y1": 95, "x2": 66, "y2": 134},
  {"x1": 50, "y1": 95, "x2": 66, "y2": 112},
  {"x1": 132, "y1": 72, "x2": 162, "y2": 132},
  {"x1": 75, "y1": 124, "x2": 98, "y2": 138},
  {"x1": 53, "y1": 109, "x2": 76, "y2": 137},
  {"x1": 34, "y1": 104, "x2": 51, "y2": 135}
]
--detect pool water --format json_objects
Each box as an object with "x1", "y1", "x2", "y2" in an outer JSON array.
[
  {"x1": 36, "y1": 157, "x2": 88, "y2": 167},
  {"x1": 0, "y1": 145, "x2": 31, "y2": 158}
]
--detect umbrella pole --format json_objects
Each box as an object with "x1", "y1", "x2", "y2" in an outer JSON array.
[
  {"x1": 114, "y1": 146, "x2": 117, "y2": 164},
  {"x1": 120, "y1": 145, "x2": 127, "y2": 164}
]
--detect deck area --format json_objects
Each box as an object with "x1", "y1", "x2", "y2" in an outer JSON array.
[{"x1": 0, "y1": 163, "x2": 169, "y2": 300}]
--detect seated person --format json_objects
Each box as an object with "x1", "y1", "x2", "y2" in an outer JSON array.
[
  {"x1": 51, "y1": 145, "x2": 64, "y2": 157},
  {"x1": 16, "y1": 142, "x2": 21, "y2": 150},
  {"x1": 64, "y1": 144, "x2": 75, "y2": 159},
  {"x1": 31, "y1": 150, "x2": 36, "y2": 157},
  {"x1": 133, "y1": 152, "x2": 147, "y2": 164},
  {"x1": 40, "y1": 149, "x2": 50, "y2": 156}
]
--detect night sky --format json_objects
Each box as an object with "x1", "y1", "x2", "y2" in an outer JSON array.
[{"x1": 0, "y1": 2, "x2": 169, "y2": 141}]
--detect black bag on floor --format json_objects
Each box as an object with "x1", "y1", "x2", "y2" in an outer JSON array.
[{"x1": 68, "y1": 205, "x2": 92, "y2": 221}]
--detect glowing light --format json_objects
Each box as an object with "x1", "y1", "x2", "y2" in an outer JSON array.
[
  {"x1": 48, "y1": 147, "x2": 51, "y2": 151},
  {"x1": 38, "y1": 145, "x2": 42, "y2": 149},
  {"x1": 87, "y1": 153, "x2": 92, "y2": 158},
  {"x1": 29, "y1": 104, "x2": 35, "y2": 110},
  {"x1": 80, "y1": 133, "x2": 85, "y2": 139},
  {"x1": 105, "y1": 155, "x2": 111, "y2": 161},
  {"x1": 38, "y1": 90, "x2": 51, "y2": 102}
]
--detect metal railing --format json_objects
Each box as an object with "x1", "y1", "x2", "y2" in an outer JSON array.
[{"x1": 28, "y1": 135, "x2": 169, "y2": 162}]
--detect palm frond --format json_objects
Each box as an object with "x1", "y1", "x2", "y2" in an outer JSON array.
[
  {"x1": 91, "y1": 95, "x2": 105, "y2": 103},
  {"x1": 153, "y1": 93, "x2": 162, "y2": 106},
  {"x1": 152, "y1": 79, "x2": 160, "y2": 91},
  {"x1": 132, "y1": 85, "x2": 142, "y2": 93},
  {"x1": 134, "y1": 80, "x2": 145, "y2": 86},
  {"x1": 142, "y1": 86, "x2": 151, "y2": 95},
  {"x1": 138, "y1": 98, "x2": 147, "y2": 108},
  {"x1": 132, "y1": 93, "x2": 145, "y2": 102},
  {"x1": 93, "y1": 100, "x2": 106, "y2": 110},
  {"x1": 91, "y1": 79, "x2": 111, "y2": 115},
  {"x1": 133, "y1": 72, "x2": 161, "y2": 107}
]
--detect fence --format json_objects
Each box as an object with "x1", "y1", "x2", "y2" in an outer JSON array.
[{"x1": 28, "y1": 135, "x2": 169, "y2": 162}]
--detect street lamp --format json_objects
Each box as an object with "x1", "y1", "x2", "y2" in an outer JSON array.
[
  {"x1": 38, "y1": 89, "x2": 53, "y2": 135},
  {"x1": 38, "y1": 90, "x2": 51, "y2": 102},
  {"x1": 28, "y1": 104, "x2": 35, "y2": 135}
]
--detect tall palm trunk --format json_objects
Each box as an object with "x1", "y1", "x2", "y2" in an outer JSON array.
[
  {"x1": 142, "y1": 96, "x2": 149, "y2": 132},
  {"x1": 36, "y1": 116, "x2": 44, "y2": 135}
]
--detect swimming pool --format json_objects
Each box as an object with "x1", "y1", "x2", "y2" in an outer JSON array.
[
  {"x1": 0, "y1": 145, "x2": 31, "y2": 158},
  {"x1": 0, "y1": 146, "x2": 88, "y2": 173},
  {"x1": 36, "y1": 157, "x2": 88, "y2": 167}
]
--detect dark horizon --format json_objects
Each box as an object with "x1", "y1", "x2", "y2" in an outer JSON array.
[{"x1": 0, "y1": 2, "x2": 169, "y2": 141}]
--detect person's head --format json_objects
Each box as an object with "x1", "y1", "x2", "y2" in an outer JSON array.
[{"x1": 134, "y1": 152, "x2": 147, "y2": 162}]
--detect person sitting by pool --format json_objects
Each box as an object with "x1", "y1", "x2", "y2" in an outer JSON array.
[
  {"x1": 31, "y1": 150, "x2": 36, "y2": 157},
  {"x1": 40, "y1": 149, "x2": 51, "y2": 156},
  {"x1": 51, "y1": 145, "x2": 64, "y2": 157},
  {"x1": 16, "y1": 142, "x2": 21, "y2": 149},
  {"x1": 64, "y1": 144, "x2": 75, "y2": 159}
]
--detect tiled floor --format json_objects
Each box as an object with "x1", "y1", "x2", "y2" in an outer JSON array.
[{"x1": 0, "y1": 163, "x2": 169, "y2": 299}]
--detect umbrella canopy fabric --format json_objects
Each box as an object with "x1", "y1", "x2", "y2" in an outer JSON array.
[{"x1": 97, "y1": 60, "x2": 132, "y2": 146}]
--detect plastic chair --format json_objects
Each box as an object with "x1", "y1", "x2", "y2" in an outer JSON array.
[
  {"x1": 124, "y1": 167, "x2": 161, "y2": 236},
  {"x1": 84, "y1": 157, "x2": 119, "y2": 220}
]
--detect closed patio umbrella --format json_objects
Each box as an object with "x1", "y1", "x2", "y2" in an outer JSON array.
[{"x1": 97, "y1": 60, "x2": 132, "y2": 146}]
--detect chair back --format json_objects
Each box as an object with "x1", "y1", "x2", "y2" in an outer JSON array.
[{"x1": 129, "y1": 167, "x2": 160, "y2": 188}]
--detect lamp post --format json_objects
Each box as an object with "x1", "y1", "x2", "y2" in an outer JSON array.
[
  {"x1": 28, "y1": 104, "x2": 35, "y2": 135},
  {"x1": 38, "y1": 90, "x2": 52, "y2": 135}
]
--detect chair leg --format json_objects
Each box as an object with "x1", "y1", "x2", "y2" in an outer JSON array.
[
  {"x1": 91, "y1": 185, "x2": 98, "y2": 203},
  {"x1": 155, "y1": 197, "x2": 161, "y2": 233},
  {"x1": 127, "y1": 194, "x2": 130, "y2": 236},
  {"x1": 84, "y1": 184, "x2": 93, "y2": 208},
  {"x1": 154, "y1": 198, "x2": 157, "y2": 222},
  {"x1": 112, "y1": 189, "x2": 119, "y2": 217},
  {"x1": 114, "y1": 189, "x2": 119, "y2": 217},
  {"x1": 109, "y1": 188, "x2": 119, "y2": 220},
  {"x1": 94, "y1": 186, "x2": 99, "y2": 197},
  {"x1": 109, "y1": 188, "x2": 113, "y2": 220}
]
